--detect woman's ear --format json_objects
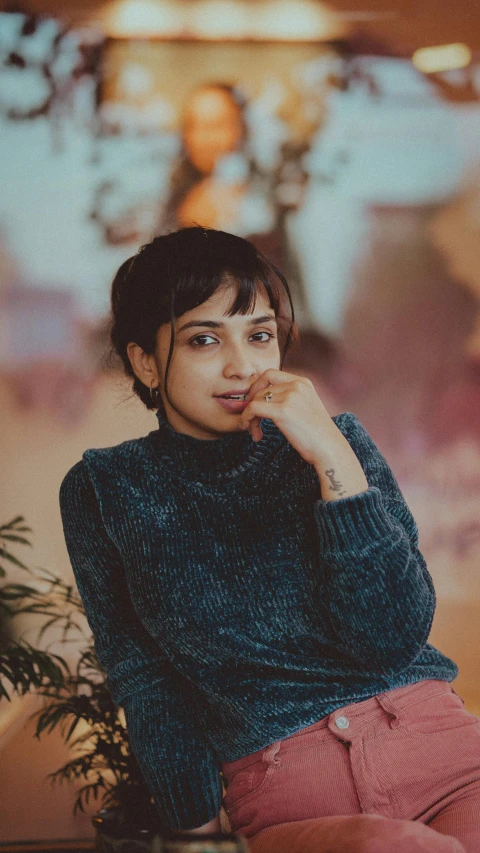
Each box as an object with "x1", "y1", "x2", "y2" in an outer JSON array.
[{"x1": 126, "y1": 342, "x2": 160, "y2": 389}]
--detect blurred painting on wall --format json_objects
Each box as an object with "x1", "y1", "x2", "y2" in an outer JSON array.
[
  {"x1": 1, "y1": 11, "x2": 480, "y2": 611},
  {"x1": 94, "y1": 38, "x2": 340, "y2": 323}
]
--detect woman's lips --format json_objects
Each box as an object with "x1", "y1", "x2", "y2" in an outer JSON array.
[{"x1": 215, "y1": 397, "x2": 249, "y2": 413}]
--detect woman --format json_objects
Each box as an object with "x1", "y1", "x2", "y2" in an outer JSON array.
[{"x1": 59, "y1": 227, "x2": 480, "y2": 853}]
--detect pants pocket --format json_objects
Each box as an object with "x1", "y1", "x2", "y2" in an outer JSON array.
[
  {"x1": 222, "y1": 741, "x2": 281, "y2": 813},
  {"x1": 397, "y1": 687, "x2": 480, "y2": 735}
]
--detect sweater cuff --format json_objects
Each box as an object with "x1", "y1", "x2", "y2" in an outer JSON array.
[
  {"x1": 314, "y1": 485, "x2": 396, "y2": 554},
  {"x1": 158, "y1": 762, "x2": 223, "y2": 831}
]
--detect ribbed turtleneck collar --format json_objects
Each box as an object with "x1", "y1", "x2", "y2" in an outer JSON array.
[{"x1": 146, "y1": 408, "x2": 287, "y2": 487}]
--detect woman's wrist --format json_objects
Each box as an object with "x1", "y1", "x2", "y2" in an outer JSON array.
[{"x1": 312, "y1": 437, "x2": 369, "y2": 502}]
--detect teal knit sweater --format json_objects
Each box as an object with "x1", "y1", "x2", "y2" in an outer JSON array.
[{"x1": 58, "y1": 410, "x2": 458, "y2": 831}]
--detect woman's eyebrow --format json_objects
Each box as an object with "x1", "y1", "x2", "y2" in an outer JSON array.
[{"x1": 177, "y1": 314, "x2": 277, "y2": 333}]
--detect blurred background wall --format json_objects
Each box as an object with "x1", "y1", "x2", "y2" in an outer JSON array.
[{"x1": 1, "y1": 0, "x2": 480, "y2": 842}]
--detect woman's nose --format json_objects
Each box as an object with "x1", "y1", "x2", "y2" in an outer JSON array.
[{"x1": 223, "y1": 345, "x2": 258, "y2": 378}]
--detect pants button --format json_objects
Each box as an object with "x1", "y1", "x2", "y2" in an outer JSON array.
[{"x1": 335, "y1": 715, "x2": 350, "y2": 729}]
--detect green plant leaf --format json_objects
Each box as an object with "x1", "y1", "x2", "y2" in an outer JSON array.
[
  {"x1": 0, "y1": 515, "x2": 30, "y2": 529},
  {"x1": 0, "y1": 551, "x2": 30, "y2": 570},
  {"x1": 1, "y1": 513, "x2": 153, "y2": 824},
  {"x1": 1, "y1": 534, "x2": 33, "y2": 546}
]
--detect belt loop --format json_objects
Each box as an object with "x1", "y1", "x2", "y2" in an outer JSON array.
[
  {"x1": 450, "y1": 687, "x2": 466, "y2": 706},
  {"x1": 376, "y1": 692, "x2": 401, "y2": 728},
  {"x1": 262, "y1": 740, "x2": 281, "y2": 766}
]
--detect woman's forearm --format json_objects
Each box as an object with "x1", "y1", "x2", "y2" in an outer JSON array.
[{"x1": 313, "y1": 433, "x2": 369, "y2": 502}]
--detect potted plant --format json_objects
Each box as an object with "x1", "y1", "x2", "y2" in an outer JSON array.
[{"x1": 0, "y1": 515, "x2": 166, "y2": 851}]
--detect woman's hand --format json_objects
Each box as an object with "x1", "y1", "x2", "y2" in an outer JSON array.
[
  {"x1": 241, "y1": 368, "x2": 369, "y2": 500},
  {"x1": 241, "y1": 368, "x2": 340, "y2": 466}
]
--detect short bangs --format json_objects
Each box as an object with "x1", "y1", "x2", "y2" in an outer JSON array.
[{"x1": 164, "y1": 227, "x2": 291, "y2": 327}]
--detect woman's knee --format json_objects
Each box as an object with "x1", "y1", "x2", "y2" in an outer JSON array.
[
  {"x1": 248, "y1": 814, "x2": 465, "y2": 853},
  {"x1": 346, "y1": 815, "x2": 466, "y2": 853}
]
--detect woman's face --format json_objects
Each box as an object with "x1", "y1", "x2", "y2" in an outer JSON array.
[
  {"x1": 182, "y1": 87, "x2": 244, "y2": 175},
  {"x1": 155, "y1": 284, "x2": 281, "y2": 439}
]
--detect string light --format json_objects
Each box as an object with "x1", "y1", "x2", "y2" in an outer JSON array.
[
  {"x1": 412, "y1": 43, "x2": 472, "y2": 74},
  {"x1": 189, "y1": 1, "x2": 250, "y2": 39},
  {"x1": 103, "y1": 0, "x2": 348, "y2": 41},
  {"x1": 106, "y1": 0, "x2": 183, "y2": 38},
  {"x1": 253, "y1": 0, "x2": 345, "y2": 41}
]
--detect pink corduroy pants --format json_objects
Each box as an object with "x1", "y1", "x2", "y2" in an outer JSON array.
[{"x1": 220, "y1": 679, "x2": 480, "y2": 853}]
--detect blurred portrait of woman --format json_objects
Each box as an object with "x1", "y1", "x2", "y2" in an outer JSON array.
[{"x1": 157, "y1": 81, "x2": 310, "y2": 324}]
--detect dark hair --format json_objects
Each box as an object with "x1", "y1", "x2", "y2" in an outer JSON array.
[{"x1": 108, "y1": 226, "x2": 299, "y2": 414}]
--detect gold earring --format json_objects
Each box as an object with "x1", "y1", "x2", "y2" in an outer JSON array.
[{"x1": 149, "y1": 384, "x2": 161, "y2": 405}]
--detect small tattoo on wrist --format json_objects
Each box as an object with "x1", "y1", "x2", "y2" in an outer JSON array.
[{"x1": 324, "y1": 468, "x2": 347, "y2": 497}]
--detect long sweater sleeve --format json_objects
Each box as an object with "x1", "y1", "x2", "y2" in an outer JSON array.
[
  {"x1": 59, "y1": 460, "x2": 223, "y2": 831},
  {"x1": 313, "y1": 412, "x2": 436, "y2": 678}
]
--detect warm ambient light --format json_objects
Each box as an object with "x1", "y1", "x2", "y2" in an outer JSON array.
[
  {"x1": 104, "y1": 0, "x2": 348, "y2": 40},
  {"x1": 106, "y1": 0, "x2": 183, "y2": 37},
  {"x1": 412, "y1": 43, "x2": 472, "y2": 74},
  {"x1": 252, "y1": 0, "x2": 345, "y2": 41},
  {"x1": 190, "y1": 1, "x2": 250, "y2": 39}
]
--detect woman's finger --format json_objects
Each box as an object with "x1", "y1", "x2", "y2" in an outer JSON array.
[
  {"x1": 245, "y1": 368, "x2": 304, "y2": 402},
  {"x1": 241, "y1": 395, "x2": 285, "y2": 440}
]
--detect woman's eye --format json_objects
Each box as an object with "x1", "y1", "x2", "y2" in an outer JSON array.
[
  {"x1": 190, "y1": 335, "x2": 218, "y2": 347},
  {"x1": 251, "y1": 332, "x2": 275, "y2": 343},
  {"x1": 190, "y1": 331, "x2": 275, "y2": 347}
]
